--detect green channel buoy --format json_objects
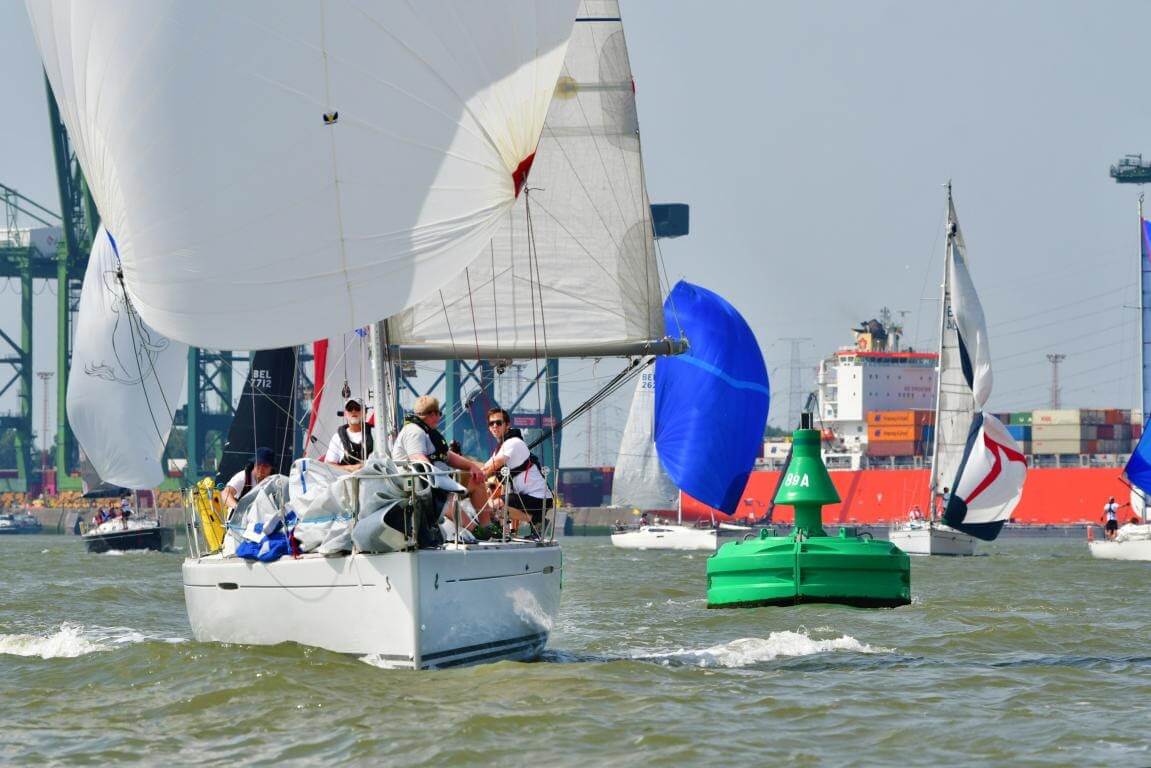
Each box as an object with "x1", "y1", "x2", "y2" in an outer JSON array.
[{"x1": 707, "y1": 426, "x2": 911, "y2": 609}]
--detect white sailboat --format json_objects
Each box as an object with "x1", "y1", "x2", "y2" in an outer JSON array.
[
  {"x1": 890, "y1": 186, "x2": 1026, "y2": 556},
  {"x1": 609, "y1": 368, "x2": 717, "y2": 551},
  {"x1": 1090, "y1": 198, "x2": 1151, "y2": 561},
  {"x1": 31, "y1": 1, "x2": 682, "y2": 667}
]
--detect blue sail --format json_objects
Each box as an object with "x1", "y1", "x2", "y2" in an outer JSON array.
[{"x1": 654, "y1": 281, "x2": 769, "y2": 514}]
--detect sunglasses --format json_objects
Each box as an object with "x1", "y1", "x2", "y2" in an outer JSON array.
[{"x1": 488, "y1": 419, "x2": 505, "y2": 427}]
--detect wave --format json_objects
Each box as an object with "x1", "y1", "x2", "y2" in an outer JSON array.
[
  {"x1": 0, "y1": 623, "x2": 185, "y2": 659},
  {"x1": 641, "y1": 631, "x2": 890, "y2": 668}
]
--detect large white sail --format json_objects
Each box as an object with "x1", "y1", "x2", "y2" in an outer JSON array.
[
  {"x1": 611, "y1": 368, "x2": 678, "y2": 510},
  {"x1": 936, "y1": 192, "x2": 1026, "y2": 539},
  {"x1": 389, "y1": 1, "x2": 668, "y2": 359},
  {"x1": 26, "y1": 1, "x2": 579, "y2": 350},
  {"x1": 67, "y1": 226, "x2": 188, "y2": 489}
]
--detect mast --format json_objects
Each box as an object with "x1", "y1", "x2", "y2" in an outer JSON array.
[
  {"x1": 1141, "y1": 194, "x2": 1150, "y2": 422},
  {"x1": 369, "y1": 321, "x2": 388, "y2": 459},
  {"x1": 926, "y1": 183, "x2": 952, "y2": 518}
]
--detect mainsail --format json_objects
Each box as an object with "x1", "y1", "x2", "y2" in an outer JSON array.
[
  {"x1": 67, "y1": 225, "x2": 187, "y2": 489},
  {"x1": 938, "y1": 191, "x2": 1027, "y2": 540},
  {"x1": 27, "y1": 1, "x2": 579, "y2": 350},
  {"x1": 215, "y1": 349, "x2": 299, "y2": 485},
  {"x1": 1124, "y1": 210, "x2": 1151, "y2": 517},
  {"x1": 389, "y1": 1, "x2": 670, "y2": 359},
  {"x1": 654, "y1": 281, "x2": 770, "y2": 515},
  {"x1": 611, "y1": 368, "x2": 678, "y2": 510}
]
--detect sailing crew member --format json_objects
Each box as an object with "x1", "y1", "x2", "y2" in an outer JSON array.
[
  {"x1": 221, "y1": 447, "x2": 275, "y2": 511},
  {"x1": 482, "y1": 407, "x2": 554, "y2": 534},
  {"x1": 323, "y1": 397, "x2": 373, "y2": 469},
  {"x1": 1101, "y1": 496, "x2": 1127, "y2": 540},
  {"x1": 392, "y1": 396, "x2": 489, "y2": 524}
]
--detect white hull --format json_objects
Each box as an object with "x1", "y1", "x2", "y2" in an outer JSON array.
[
  {"x1": 183, "y1": 542, "x2": 561, "y2": 669},
  {"x1": 889, "y1": 524, "x2": 976, "y2": 556},
  {"x1": 610, "y1": 525, "x2": 716, "y2": 551},
  {"x1": 1089, "y1": 524, "x2": 1151, "y2": 561}
]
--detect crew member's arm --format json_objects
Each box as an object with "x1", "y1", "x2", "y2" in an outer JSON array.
[
  {"x1": 447, "y1": 451, "x2": 485, "y2": 485},
  {"x1": 222, "y1": 486, "x2": 240, "y2": 511}
]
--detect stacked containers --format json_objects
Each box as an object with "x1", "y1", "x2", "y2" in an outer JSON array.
[
  {"x1": 1031, "y1": 409, "x2": 1135, "y2": 454},
  {"x1": 866, "y1": 410, "x2": 934, "y2": 457}
]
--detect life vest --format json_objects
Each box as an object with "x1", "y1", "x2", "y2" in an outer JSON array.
[
  {"x1": 502, "y1": 431, "x2": 541, "y2": 485},
  {"x1": 403, "y1": 415, "x2": 449, "y2": 463},
  {"x1": 336, "y1": 425, "x2": 373, "y2": 464}
]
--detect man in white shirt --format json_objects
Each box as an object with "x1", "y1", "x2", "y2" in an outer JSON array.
[
  {"x1": 482, "y1": 407, "x2": 553, "y2": 532},
  {"x1": 1101, "y1": 495, "x2": 1127, "y2": 540},
  {"x1": 222, "y1": 447, "x2": 275, "y2": 511},
  {"x1": 392, "y1": 395, "x2": 488, "y2": 524},
  {"x1": 324, "y1": 398, "x2": 372, "y2": 468}
]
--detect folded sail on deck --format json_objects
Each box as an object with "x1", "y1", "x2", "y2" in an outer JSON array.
[
  {"x1": 388, "y1": 1, "x2": 667, "y2": 360},
  {"x1": 67, "y1": 226, "x2": 187, "y2": 489},
  {"x1": 27, "y1": 1, "x2": 579, "y2": 350}
]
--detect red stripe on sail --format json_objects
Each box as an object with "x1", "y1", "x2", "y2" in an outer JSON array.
[
  {"x1": 304, "y1": 338, "x2": 328, "y2": 452},
  {"x1": 512, "y1": 153, "x2": 536, "y2": 198},
  {"x1": 966, "y1": 430, "x2": 1027, "y2": 504}
]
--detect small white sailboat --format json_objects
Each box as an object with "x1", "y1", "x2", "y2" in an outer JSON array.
[
  {"x1": 890, "y1": 186, "x2": 1026, "y2": 556},
  {"x1": 1090, "y1": 199, "x2": 1151, "y2": 561}
]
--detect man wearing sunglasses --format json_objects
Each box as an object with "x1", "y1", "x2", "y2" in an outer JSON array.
[
  {"x1": 392, "y1": 395, "x2": 489, "y2": 524},
  {"x1": 482, "y1": 407, "x2": 553, "y2": 534}
]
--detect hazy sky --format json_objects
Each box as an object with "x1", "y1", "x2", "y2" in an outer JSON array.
[{"x1": 3, "y1": 1, "x2": 1151, "y2": 458}]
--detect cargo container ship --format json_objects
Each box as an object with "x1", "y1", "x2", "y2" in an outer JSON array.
[{"x1": 681, "y1": 312, "x2": 1136, "y2": 527}]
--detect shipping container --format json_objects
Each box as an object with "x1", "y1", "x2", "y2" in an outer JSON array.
[
  {"x1": 1031, "y1": 439, "x2": 1086, "y2": 455},
  {"x1": 1032, "y1": 423, "x2": 1095, "y2": 441},
  {"x1": 1135, "y1": 409, "x2": 1144, "y2": 426},
  {"x1": 1006, "y1": 424, "x2": 1032, "y2": 441},
  {"x1": 1097, "y1": 424, "x2": 1115, "y2": 440},
  {"x1": 921, "y1": 425, "x2": 935, "y2": 444},
  {"x1": 1105, "y1": 409, "x2": 1131, "y2": 425},
  {"x1": 1009, "y1": 412, "x2": 1033, "y2": 425},
  {"x1": 866, "y1": 410, "x2": 935, "y2": 426},
  {"x1": 868, "y1": 425, "x2": 918, "y2": 442},
  {"x1": 1135, "y1": 423, "x2": 1144, "y2": 439},
  {"x1": 1032, "y1": 409, "x2": 1084, "y2": 426},
  {"x1": 866, "y1": 440, "x2": 919, "y2": 457}
]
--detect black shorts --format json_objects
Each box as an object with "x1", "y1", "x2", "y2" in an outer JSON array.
[
  {"x1": 506, "y1": 492, "x2": 554, "y2": 526},
  {"x1": 1105, "y1": 519, "x2": 1118, "y2": 533}
]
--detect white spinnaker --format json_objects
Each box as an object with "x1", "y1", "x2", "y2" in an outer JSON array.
[
  {"x1": 947, "y1": 197, "x2": 993, "y2": 409},
  {"x1": 304, "y1": 331, "x2": 368, "y2": 459},
  {"x1": 947, "y1": 414, "x2": 1026, "y2": 525},
  {"x1": 389, "y1": 1, "x2": 665, "y2": 359},
  {"x1": 611, "y1": 368, "x2": 678, "y2": 510},
  {"x1": 27, "y1": 1, "x2": 578, "y2": 350},
  {"x1": 67, "y1": 226, "x2": 188, "y2": 489}
]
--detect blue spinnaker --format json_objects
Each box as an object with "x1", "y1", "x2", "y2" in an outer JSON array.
[
  {"x1": 1124, "y1": 429, "x2": 1151, "y2": 496},
  {"x1": 654, "y1": 281, "x2": 769, "y2": 514}
]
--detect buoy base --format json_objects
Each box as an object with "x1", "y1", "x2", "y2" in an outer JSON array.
[{"x1": 706, "y1": 527, "x2": 911, "y2": 609}]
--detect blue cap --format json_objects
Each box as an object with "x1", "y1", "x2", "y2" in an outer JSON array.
[{"x1": 254, "y1": 447, "x2": 275, "y2": 466}]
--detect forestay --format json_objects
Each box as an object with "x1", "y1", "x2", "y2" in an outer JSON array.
[
  {"x1": 611, "y1": 368, "x2": 678, "y2": 510},
  {"x1": 67, "y1": 226, "x2": 187, "y2": 489},
  {"x1": 654, "y1": 281, "x2": 769, "y2": 515},
  {"x1": 389, "y1": 1, "x2": 668, "y2": 360},
  {"x1": 27, "y1": 0, "x2": 579, "y2": 350},
  {"x1": 939, "y1": 193, "x2": 1026, "y2": 540}
]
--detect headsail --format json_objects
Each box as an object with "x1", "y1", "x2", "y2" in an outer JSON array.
[
  {"x1": 27, "y1": 1, "x2": 579, "y2": 350},
  {"x1": 389, "y1": 1, "x2": 670, "y2": 360},
  {"x1": 654, "y1": 281, "x2": 769, "y2": 515},
  {"x1": 67, "y1": 225, "x2": 187, "y2": 489},
  {"x1": 611, "y1": 368, "x2": 678, "y2": 510},
  {"x1": 1122, "y1": 210, "x2": 1151, "y2": 515},
  {"x1": 304, "y1": 330, "x2": 368, "y2": 459},
  {"x1": 215, "y1": 349, "x2": 298, "y2": 485},
  {"x1": 939, "y1": 192, "x2": 1026, "y2": 540}
]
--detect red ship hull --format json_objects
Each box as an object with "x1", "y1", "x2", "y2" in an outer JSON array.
[{"x1": 682, "y1": 467, "x2": 1125, "y2": 526}]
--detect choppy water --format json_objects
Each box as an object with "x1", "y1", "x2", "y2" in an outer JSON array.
[{"x1": 1, "y1": 535, "x2": 1149, "y2": 766}]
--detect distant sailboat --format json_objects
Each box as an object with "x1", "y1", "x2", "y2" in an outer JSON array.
[
  {"x1": 890, "y1": 186, "x2": 1026, "y2": 556},
  {"x1": 611, "y1": 281, "x2": 770, "y2": 552},
  {"x1": 1090, "y1": 198, "x2": 1151, "y2": 561},
  {"x1": 611, "y1": 368, "x2": 678, "y2": 511}
]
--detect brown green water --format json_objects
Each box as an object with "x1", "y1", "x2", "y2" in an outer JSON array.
[{"x1": 1, "y1": 535, "x2": 1148, "y2": 766}]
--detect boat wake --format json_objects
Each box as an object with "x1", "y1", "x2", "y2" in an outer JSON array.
[
  {"x1": 0, "y1": 622, "x2": 185, "y2": 659},
  {"x1": 638, "y1": 631, "x2": 889, "y2": 668}
]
